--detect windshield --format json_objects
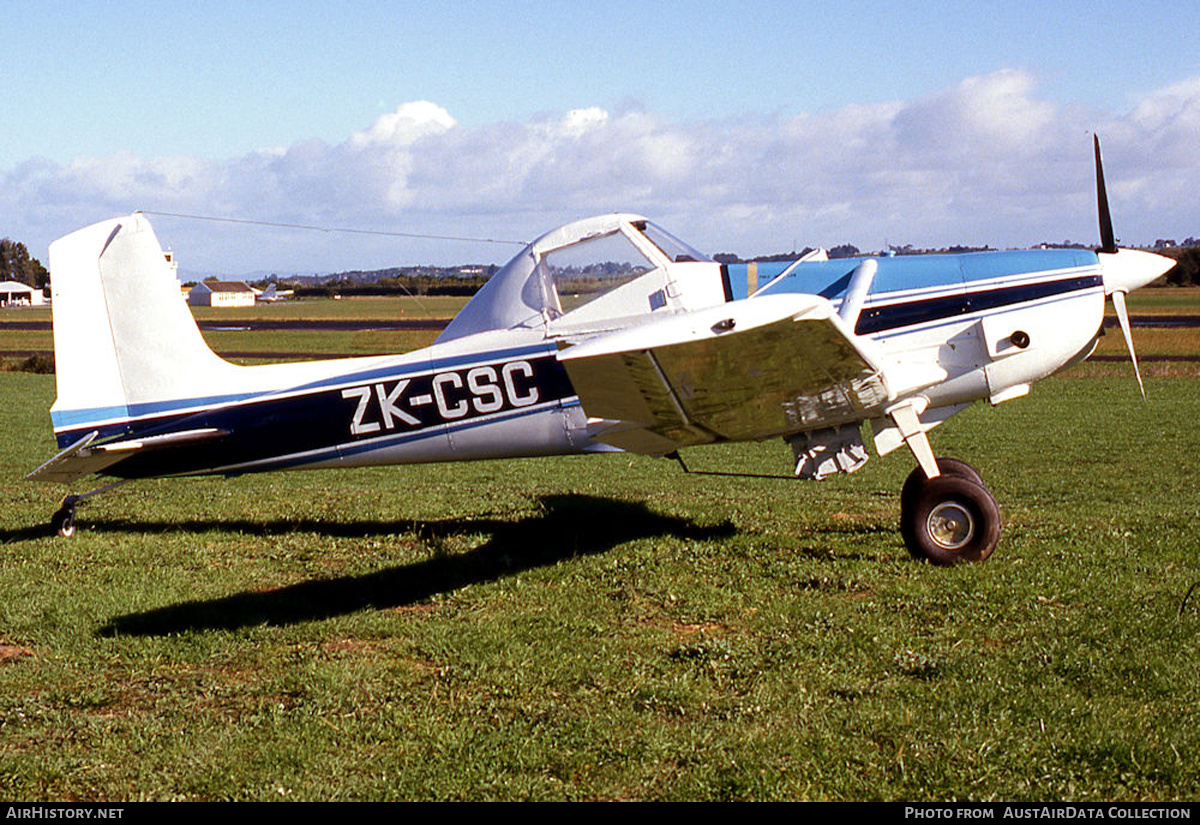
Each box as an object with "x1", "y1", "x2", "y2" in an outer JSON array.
[
  {"x1": 636, "y1": 221, "x2": 710, "y2": 263},
  {"x1": 536, "y1": 230, "x2": 656, "y2": 317}
]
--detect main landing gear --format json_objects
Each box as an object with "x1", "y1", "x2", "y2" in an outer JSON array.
[{"x1": 900, "y1": 458, "x2": 1001, "y2": 565}]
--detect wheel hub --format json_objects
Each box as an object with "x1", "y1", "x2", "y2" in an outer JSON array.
[{"x1": 927, "y1": 502, "x2": 975, "y2": 550}]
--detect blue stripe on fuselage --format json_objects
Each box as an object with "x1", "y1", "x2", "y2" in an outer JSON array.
[
  {"x1": 74, "y1": 350, "x2": 577, "y2": 478},
  {"x1": 52, "y1": 342, "x2": 560, "y2": 445},
  {"x1": 746, "y1": 248, "x2": 1099, "y2": 303},
  {"x1": 741, "y1": 248, "x2": 1101, "y2": 333},
  {"x1": 214, "y1": 399, "x2": 568, "y2": 475}
]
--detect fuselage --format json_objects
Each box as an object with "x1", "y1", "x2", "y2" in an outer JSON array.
[{"x1": 50, "y1": 245, "x2": 1106, "y2": 481}]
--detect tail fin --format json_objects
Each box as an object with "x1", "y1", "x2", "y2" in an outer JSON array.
[{"x1": 48, "y1": 214, "x2": 239, "y2": 438}]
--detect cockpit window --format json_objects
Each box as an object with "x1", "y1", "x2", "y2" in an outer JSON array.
[
  {"x1": 436, "y1": 214, "x2": 711, "y2": 343},
  {"x1": 538, "y1": 230, "x2": 655, "y2": 316},
  {"x1": 636, "y1": 221, "x2": 711, "y2": 264}
]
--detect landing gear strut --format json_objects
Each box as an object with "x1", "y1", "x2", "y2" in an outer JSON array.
[
  {"x1": 900, "y1": 458, "x2": 1000, "y2": 565},
  {"x1": 45, "y1": 479, "x2": 132, "y2": 538}
]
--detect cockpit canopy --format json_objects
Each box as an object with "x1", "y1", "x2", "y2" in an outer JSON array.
[{"x1": 437, "y1": 214, "x2": 712, "y2": 342}]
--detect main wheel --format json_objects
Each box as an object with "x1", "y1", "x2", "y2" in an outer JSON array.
[
  {"x1": 902, "y1": 474, "x2": 1000, "y2": 565},
  {"x1": 900, "y1": 458, "x2": 983, "y2": 511},
  {"x1": 899, "y1": 458, "x2": 984, "y2": 555}
]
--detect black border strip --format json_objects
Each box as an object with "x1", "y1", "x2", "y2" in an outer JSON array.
[{"x1": 856, "y1": 275, "x2": 1103, "y2": 335}]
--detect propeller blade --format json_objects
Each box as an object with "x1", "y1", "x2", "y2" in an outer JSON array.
[
  {"x1": 1111, "y1": 289, "x2": 1145, "y2": 400},
  {"x1": 1094, "y1": 135, "x2": 1118, "y2": 254}
]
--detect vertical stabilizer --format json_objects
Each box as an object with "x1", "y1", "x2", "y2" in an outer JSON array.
[{"x1": 48, "y1": 214, "x2": 239, "y2": 434}]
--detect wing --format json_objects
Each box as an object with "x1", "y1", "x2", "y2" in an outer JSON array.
[{"x1": 559, "y1": 294, "x2": 893, "y2": 455}]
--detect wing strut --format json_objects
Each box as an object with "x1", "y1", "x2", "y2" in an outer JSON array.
[{"x1": 837, "y1": 258, "x2": 878, "y2": 330}]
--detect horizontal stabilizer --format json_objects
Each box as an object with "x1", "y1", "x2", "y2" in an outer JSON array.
[
  {"x1": 25, "y1": 431, "x2": 122, "y2": 484},
  {"x1": 91, "y1": 427, "x2": 228, "y2": 453},
  {"x1": 559, "y1": 294, "x2": 892, "y2": 454},
  {"x1": 26, "y1": 428, "x2": 228, "y2": 484}
]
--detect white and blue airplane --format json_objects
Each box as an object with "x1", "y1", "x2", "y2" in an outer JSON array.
[
  {"x1": 254, "y1": 283, "x2": 294, "y2": 303},
  {"x1": 26, "y1": 138, "x2": 1175, "y2": 564}
]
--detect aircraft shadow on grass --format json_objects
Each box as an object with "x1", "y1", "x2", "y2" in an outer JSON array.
[{"x1": 94, "y1": 494, "x2": 735, "y2": 637}]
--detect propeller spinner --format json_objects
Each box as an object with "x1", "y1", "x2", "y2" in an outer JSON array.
[{"x1": 1092, "y1": 135, "x2": 1176, "y2": 399}]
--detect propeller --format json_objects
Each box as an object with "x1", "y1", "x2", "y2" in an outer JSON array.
[
  {"x1": 1092, "y1": 135, "x2": 1176, "y2": 399},
  {"x1": 1095, "y1": 135, "x2": 1117, "y2": 255}
]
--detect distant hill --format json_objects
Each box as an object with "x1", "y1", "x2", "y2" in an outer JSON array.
[
  {"x1": 321, "y1": 264, "x2": 499, "y2": 284},
  {"x1": 178, "y1": 268, "x2": 319, "y2": 285}
]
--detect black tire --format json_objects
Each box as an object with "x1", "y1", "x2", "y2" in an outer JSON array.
[
  {"x1": 902, "y1": 474, "x2": 1000, "y2": 565},
  {"x1": 899, "y1": 458, "x2": 984, "y2": 554},
  {"x1": 52, "y1": 506, "x2": 76, "y2": 538},
  {"x1": 900, "y1": 458, "x2": 983, "y2": 511}
]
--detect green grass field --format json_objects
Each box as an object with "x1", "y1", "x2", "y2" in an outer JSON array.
[
  {"x1": 189, "y1": 294, "x2": 467, "y2": 323},
  {"x1": 1, "y1": 294, "x2": 1199, "y2": 801}
]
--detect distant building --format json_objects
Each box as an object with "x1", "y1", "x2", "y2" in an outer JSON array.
[
  {"x1": 0, "y1": 281, "x2": 45, "y2": 307},
  {"x1": 187, "y1": 280, "x2": 256, "y2": 308},
  {"x1": 163, "y1": 250, "x2": 180, "y2": 284}
]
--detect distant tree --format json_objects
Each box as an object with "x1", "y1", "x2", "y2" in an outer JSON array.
[
  {"x1": 0, "y1": 238, "x2": 49, "y2": 288},
  {"x1": 1036, "y1": 240, "x2": 1089, "y2": 250},
  {"x1": 828, "y1": 244, "x2": 860, "y2": 259},
  {"x1": 1163, "y1": 248, "x2": 1198, "y2": 286},
  {"x1": 741, "y1": 250, "x2": 804, "y2": 263}
]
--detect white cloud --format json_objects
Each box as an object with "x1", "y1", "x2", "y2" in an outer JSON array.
[
  {"x1": 557, "y1": 107, "x2": 609, "y2": 138},
  {"x1": 4, "y1": 71, "x2": 1200, "y2": 271},
  {"x1": 347, "y1": 101, "x2": 457, "y2": 149},
  {"x1": 893, "y1": 69, "x2": 1060, "y2": 162}
]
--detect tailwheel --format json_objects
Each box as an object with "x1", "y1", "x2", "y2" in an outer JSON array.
[
  {"x1": 51, "y1": 495, "x2": 80, "y2": 539},
  {"x1": 42, "y1": 482, "x2": 130, "y2": 539},
  {"x1": 901, "y1": 463, "x2": 1000, "y2": 565}
]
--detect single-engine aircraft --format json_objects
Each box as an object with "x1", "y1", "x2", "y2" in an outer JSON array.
[
  {"x1": 26, "y1": 138, "x2": 1175, "y2": 564},
  {"x1": 254, "y1": 283, "x2": 293, "y2": 303}
]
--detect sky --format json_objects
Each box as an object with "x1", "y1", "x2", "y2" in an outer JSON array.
[{"x1": 3, "y1": 0, "x2": 1199, "y2": 275}]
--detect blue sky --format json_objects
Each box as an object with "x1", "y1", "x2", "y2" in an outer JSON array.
[{"x1": 4, "y1": 1, "x2": 1199, "y2": 273}]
